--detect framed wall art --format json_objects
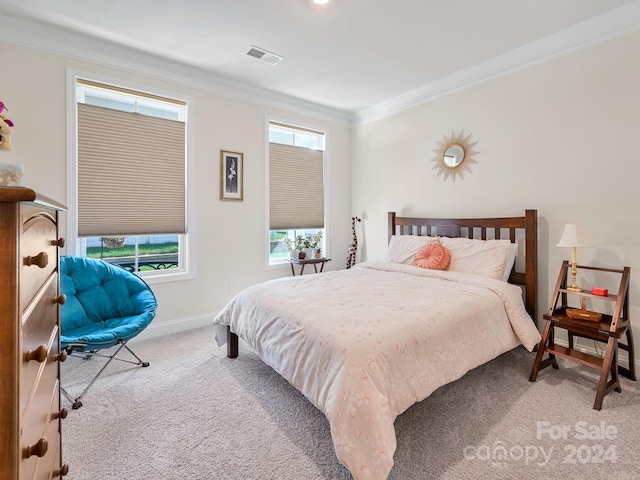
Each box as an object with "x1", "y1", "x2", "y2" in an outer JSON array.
[{"x1": 220, "y1": 150, "x2": 243, "y2": 201}]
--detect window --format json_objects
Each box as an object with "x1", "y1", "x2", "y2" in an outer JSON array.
[
  {"x1": 73, "y1": 78, "x2": 188, "y2": 278},
  {"x1": 268, "y1": 122, "x2": 325, "y2": 264}
]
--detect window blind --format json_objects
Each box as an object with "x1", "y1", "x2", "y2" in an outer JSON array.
[
  {"x1": 269, "y1": 143, "x2": 324, "y2": 230},
  {"x1": 77, "y1": 103, "x2": 186, "y2": 237}
]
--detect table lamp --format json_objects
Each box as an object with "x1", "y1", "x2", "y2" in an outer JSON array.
[{"x1": 556, "y1": 224, "x2": 588, "y2": 292}]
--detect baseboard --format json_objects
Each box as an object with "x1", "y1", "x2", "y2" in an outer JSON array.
[{"x1": 130, "y1": 313, "x2": 214, "y2": 342}]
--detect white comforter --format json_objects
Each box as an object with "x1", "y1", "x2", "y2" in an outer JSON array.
[{"x1": 213, "y1": 261, "x2": 541, "y2": 480}]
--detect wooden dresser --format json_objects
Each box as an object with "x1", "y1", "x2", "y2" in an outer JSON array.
[{"x1": 0, "y1": 187, "x2": 69, "y2": 479}]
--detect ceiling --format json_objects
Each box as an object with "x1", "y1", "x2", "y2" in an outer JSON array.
[{"x1": 1, "y1": 0, "x2": 639, "y2": 121}]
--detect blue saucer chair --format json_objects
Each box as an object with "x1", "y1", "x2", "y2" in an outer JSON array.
[{"x1": 60, "y1": 256, "x2": 157, "y2": 409}]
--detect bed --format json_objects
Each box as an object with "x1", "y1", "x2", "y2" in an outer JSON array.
[{"x1": 213, "y1": 210, "x2": 541, "y2": 480}]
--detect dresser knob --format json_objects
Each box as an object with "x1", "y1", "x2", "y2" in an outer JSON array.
[
  {"x1": 52, "y1": 238, "x2": 66, "y2": 248},
  {"x1": 54, "y1": 408, "x2": 69, "y2": 420},
  {"x1": 53, "y1": 463, "x2": 70, "y2": 477},
  {"x1": 24, "y1": 251, "x2": 49, "y2": 268},
  {"x1": 54, "y1": 351, "x2": 67, "y2": 363},
  {"x1": 55, "y1": 294, "x2": 67, "y2": 305},
  {"x1": 25, "y1": 344, "x2": 48, "y2": 363},
  {"x1": 53, "y1": 464, "x2": 69, "y2": 477},
  {"x1": 24, "y1": 437, "x2": 48, "y2": 458}
]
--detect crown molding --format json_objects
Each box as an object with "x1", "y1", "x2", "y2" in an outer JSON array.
[
  {"x1": 0, "y1": 14, "x2": 351, "y2": 127},
  {"x1": 352, "y1": 1, "x2": 640, "y2": 126},
  {"x1": 2, "y1": 2, "x2": 640, "y2": 129}
]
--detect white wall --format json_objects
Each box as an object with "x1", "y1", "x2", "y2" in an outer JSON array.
[
  {"x1": 3, "y1": 25, "x2": 639, "y2": 362},
  {"x1": 0, "y1": 40, "x2": 352, "y2": 338},
  {"x1": 352, "y1": 30, "x2": 640, "y2": 360}
]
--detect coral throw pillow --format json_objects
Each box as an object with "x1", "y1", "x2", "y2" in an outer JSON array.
[{"x1": 414, "y1": 243, "x2": 451, "y2": 270}]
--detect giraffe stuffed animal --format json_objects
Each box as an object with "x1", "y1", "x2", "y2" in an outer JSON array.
[{"x1": 346, "y1": 216, "x2": 361, "y2": 269}]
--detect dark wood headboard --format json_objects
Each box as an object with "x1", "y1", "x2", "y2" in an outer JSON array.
[{"x1": 388, "y1": 210, "x2": 538, "y2": 323}]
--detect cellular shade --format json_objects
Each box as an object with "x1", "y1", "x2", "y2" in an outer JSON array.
[
  {"x1": 77, "y1": 103, "x2": 186, "y2": 237},
  {"x1": 269, "y1": 142, "x2": 324, "y2": 230}
]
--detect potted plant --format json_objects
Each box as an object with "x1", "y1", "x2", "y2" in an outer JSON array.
[
  {"x1": 283, "y1": 237, "x2": 296, "y2": 258},
  {"x1": 295, "y1": 234, "x2": 306, "y2": 259},
  {"x1": 303, "y1": 232, "x2": 323, "y2": 259},
  {"x1": 284, "y1": 233, "x2": 323, "y2": 260},
  {"x1": 282, "y1": 236, "x2": 305, "y2": 259},
  {"x1": 284, "y1": 235, "x2": 306, "y2": 260}
]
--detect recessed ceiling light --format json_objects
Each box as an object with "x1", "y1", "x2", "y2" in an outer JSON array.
[{"x1": 312, "y1": 0, "x2": 330, "y2": 4}]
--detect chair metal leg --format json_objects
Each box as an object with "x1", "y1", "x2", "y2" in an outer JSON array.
[
  {"x1": 122, "y1": 342, "x2": 150, "y2": 367},
  {"x1": 63, "y1": 339, "x2": 150, "y2": 409},
  {"x1": 61, "y1": 385, "x2": 83, "y2": 410}
]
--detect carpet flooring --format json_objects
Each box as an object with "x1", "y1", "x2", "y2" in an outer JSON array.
[{"x1": 61, "y1": 326, "x2": 640, "y2": 480}]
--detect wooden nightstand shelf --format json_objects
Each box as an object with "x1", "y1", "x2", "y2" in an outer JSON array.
[
  {"x1": 287, "y1": 257, "x2": 331, "y2": 276},
  {"x1": 529, "y1": 261, "x2": 635, "y2": 410}
]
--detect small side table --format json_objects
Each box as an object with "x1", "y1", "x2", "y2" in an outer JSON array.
[
  {"x1": 529, "y1": 261, "x2": 634, "y2": 410},
  {"x1": 287, "y1": 257, "x2": 331, "y2": 276}
]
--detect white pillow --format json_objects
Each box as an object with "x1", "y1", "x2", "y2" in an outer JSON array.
[
  {"x1": 386, "y1": 235, "x2": 440, "y2": 265},
  {"x1": 439, "y1": 237, "x2": 512, "y2": 281},
  {"x1": 502, "y1": 243, "x2": 518, "y2": 282}
]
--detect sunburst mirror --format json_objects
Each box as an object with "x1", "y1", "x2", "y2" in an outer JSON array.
[{"x1": 430, "y1": 130, "x2": 479, "y2": 182}]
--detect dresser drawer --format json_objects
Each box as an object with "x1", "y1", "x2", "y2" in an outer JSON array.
[
  {"x1": 21, "y1": 327, "x2": 59, "y2": 425},
  {"x1": 21, "y1": 380, "x2": 63, "y2": 480},
  {"x1": 21, "y1": 276, "x2": 59, "y2": 420},
  {"x1": 33, "y1": 382, "x2": 63, "y2": 480},
  {"x1": 21, "y1": 207, "x2": 58, "y2": 312}
]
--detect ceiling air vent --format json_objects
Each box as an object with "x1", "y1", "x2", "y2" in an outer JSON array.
[{"x1": 246, "y1": 45, "x2": 283, "y2": 66}]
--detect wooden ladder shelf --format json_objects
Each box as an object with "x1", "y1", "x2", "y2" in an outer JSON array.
[{"x1": 529, "y1": 261, "x2": 635, "y2": 410}]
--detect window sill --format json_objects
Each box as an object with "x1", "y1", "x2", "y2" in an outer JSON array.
[{"x1": 142, "y1": 269, "x2": 195, "y2": 285}]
